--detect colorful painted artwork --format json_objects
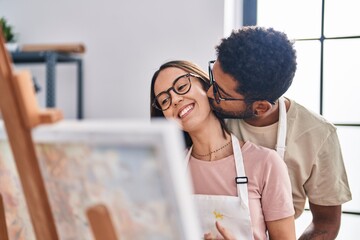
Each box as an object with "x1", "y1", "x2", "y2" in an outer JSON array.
[
  {"x1": 32, "y1": 120, "x2": 200, "y2": 240},
  {"x1": 0, "y1": 138, "x2": 36, "y2": 240}
]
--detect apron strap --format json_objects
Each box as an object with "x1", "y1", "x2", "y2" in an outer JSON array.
[
  {"x1": 276, "y1": 96, "x2": 287, "y2": 159},
  {"x1": 186, "y1": 136, "x2": 250, "y2": 207},
  {"x1": 185, "y1": 146, "x2": 193, "y2": 165},
  {"x1": 231, "y1": 134, "x2": 249, "y2": 207}
]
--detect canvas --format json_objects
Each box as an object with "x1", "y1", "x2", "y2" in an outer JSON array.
[
  {"x1": 0, "y1": 122, "x2": 36, "y2": 240},
  {"x1": 31, "y1": 119, "x2": 200, "y2": 240}
]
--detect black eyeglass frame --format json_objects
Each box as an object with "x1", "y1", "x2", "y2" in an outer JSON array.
[
  {"x1": 152, "y1": 73, "x2": 202, "y2": 111},
  {"x1": 208, "y1": 60, "x2": 247, "y2": 104}
]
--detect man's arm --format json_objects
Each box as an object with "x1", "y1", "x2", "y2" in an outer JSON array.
[{"x1": 299, "y1": 202, "x2": 341, "y2": 240}]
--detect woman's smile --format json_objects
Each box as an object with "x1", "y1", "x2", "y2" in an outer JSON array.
[{"x1": 178, "y1": 103, "x2": 194, "y2": 119}]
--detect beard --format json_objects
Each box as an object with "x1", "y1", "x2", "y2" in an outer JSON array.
[{"x1": 209, "y1": 98, "x2": 255, "y2": 119}]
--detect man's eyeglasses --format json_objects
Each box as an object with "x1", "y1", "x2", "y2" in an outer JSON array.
[
  {"x1": 152, "y1": 73, "x2": 201, "y2": 111},
  {"x1": 208, "y1": 60, "x2": 246, "y2": 104}
]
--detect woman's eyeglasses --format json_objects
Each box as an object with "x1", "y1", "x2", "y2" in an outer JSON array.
[{"x1": 152, "y1": 73, "x2": 201, "y2": 111}]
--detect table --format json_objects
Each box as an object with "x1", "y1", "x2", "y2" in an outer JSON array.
[{"x1": 11, "y1": 51, "x2": 84, "y2": 119}]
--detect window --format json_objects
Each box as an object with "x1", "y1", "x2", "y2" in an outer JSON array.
[{"x1": 244, "y1": 0, "x2": 359, "y2": 215}]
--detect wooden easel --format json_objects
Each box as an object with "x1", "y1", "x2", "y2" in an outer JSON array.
[
  {"x1": 0, "y1": 29, "x2": 62, "y2": 240},
  {"x1": 0, "y1": 30, "x2": 118, "y2": 240},
  {"x1": 87, "y1": 204, "x2": 119, "y2": 240},
  {"x1": 0, "y1": 194, "x2": 9, "y2": 240}
]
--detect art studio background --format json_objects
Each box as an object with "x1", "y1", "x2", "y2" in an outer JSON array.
[{"x1": 1, "y1": 0, "x2": 359, "y2": 239}]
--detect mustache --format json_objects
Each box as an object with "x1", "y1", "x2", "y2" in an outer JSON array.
[{"x1": 208, "y1": 98, "x2": 255, "y2": 119}]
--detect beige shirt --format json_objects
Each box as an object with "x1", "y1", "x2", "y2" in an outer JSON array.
[{"x1": 226, "y1": 98, "x2": 352, "y2": 218}]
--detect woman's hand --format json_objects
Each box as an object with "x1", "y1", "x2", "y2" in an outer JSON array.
[{"x1": 203, "y1": 221, "x2": 236, "y2": 240}]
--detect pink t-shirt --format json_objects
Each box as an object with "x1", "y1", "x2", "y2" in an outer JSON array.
[{"x1": 188, "y1": 141, "x2": 294, "y2": 240}]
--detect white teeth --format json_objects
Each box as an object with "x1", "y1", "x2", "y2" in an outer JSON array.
[{"x1": 179, "y1": 105, "x2": 193, "y2": 118}]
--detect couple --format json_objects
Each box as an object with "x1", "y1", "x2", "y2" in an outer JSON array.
[{"x1": 150, "y1": 26, "x2": 351, "y2": 240}]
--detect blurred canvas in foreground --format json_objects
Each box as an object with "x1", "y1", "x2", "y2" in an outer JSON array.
[
  {"x1": 0, "y1": 122, "x2": 36, "y2": 240},
  {"x1": 32, "y1": 119, "x2": 200, "y2": 240}
]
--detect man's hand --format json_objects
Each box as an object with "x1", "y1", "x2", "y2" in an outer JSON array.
[
  {"x1": 299, "y1": 202, "x2": 341, "y2": 240},
  {"x1": 203, "y1": 221, "x2": 236, "y2": 240}
]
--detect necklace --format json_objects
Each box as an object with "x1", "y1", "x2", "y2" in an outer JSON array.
[{"x1": 192, "y1": 140, "x2": 232, "y2": 158}]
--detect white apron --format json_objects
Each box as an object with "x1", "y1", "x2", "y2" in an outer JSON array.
[
  {"x1": 186, "y1": 134, "x2": 254, "y2": 240},
  {"x1": 239, "y1": 96, "x2": 287, "y2": 159}
]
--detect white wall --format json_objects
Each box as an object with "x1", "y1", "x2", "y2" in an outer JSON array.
[{"x1": 0, "y1": 0, "x2": 224, "y2": 119}]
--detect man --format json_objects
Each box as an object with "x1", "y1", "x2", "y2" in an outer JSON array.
[{"x1": 207, "y1": 26, "x2": 352, "y2": 239}]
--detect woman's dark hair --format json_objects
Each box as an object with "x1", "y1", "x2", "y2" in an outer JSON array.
[{"x1": 150, "y1": 60, "x2": 229, "y2": 148}]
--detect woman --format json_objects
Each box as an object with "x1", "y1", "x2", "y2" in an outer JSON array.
[{"x1": 150, "y1": 60, "x2": 295, "y2": 240}]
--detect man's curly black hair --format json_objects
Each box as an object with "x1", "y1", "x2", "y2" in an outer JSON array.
[{"x1": 216, "y1": 26, "x2": 297, "y2": 104}]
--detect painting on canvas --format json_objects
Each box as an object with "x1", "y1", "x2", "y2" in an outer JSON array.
[
  {"x1": 0, "y1": 122, "x2": 36, "y2": 240},
  {"x1": 32, "y1": 120, "x2": 200, "y2": 240}
]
